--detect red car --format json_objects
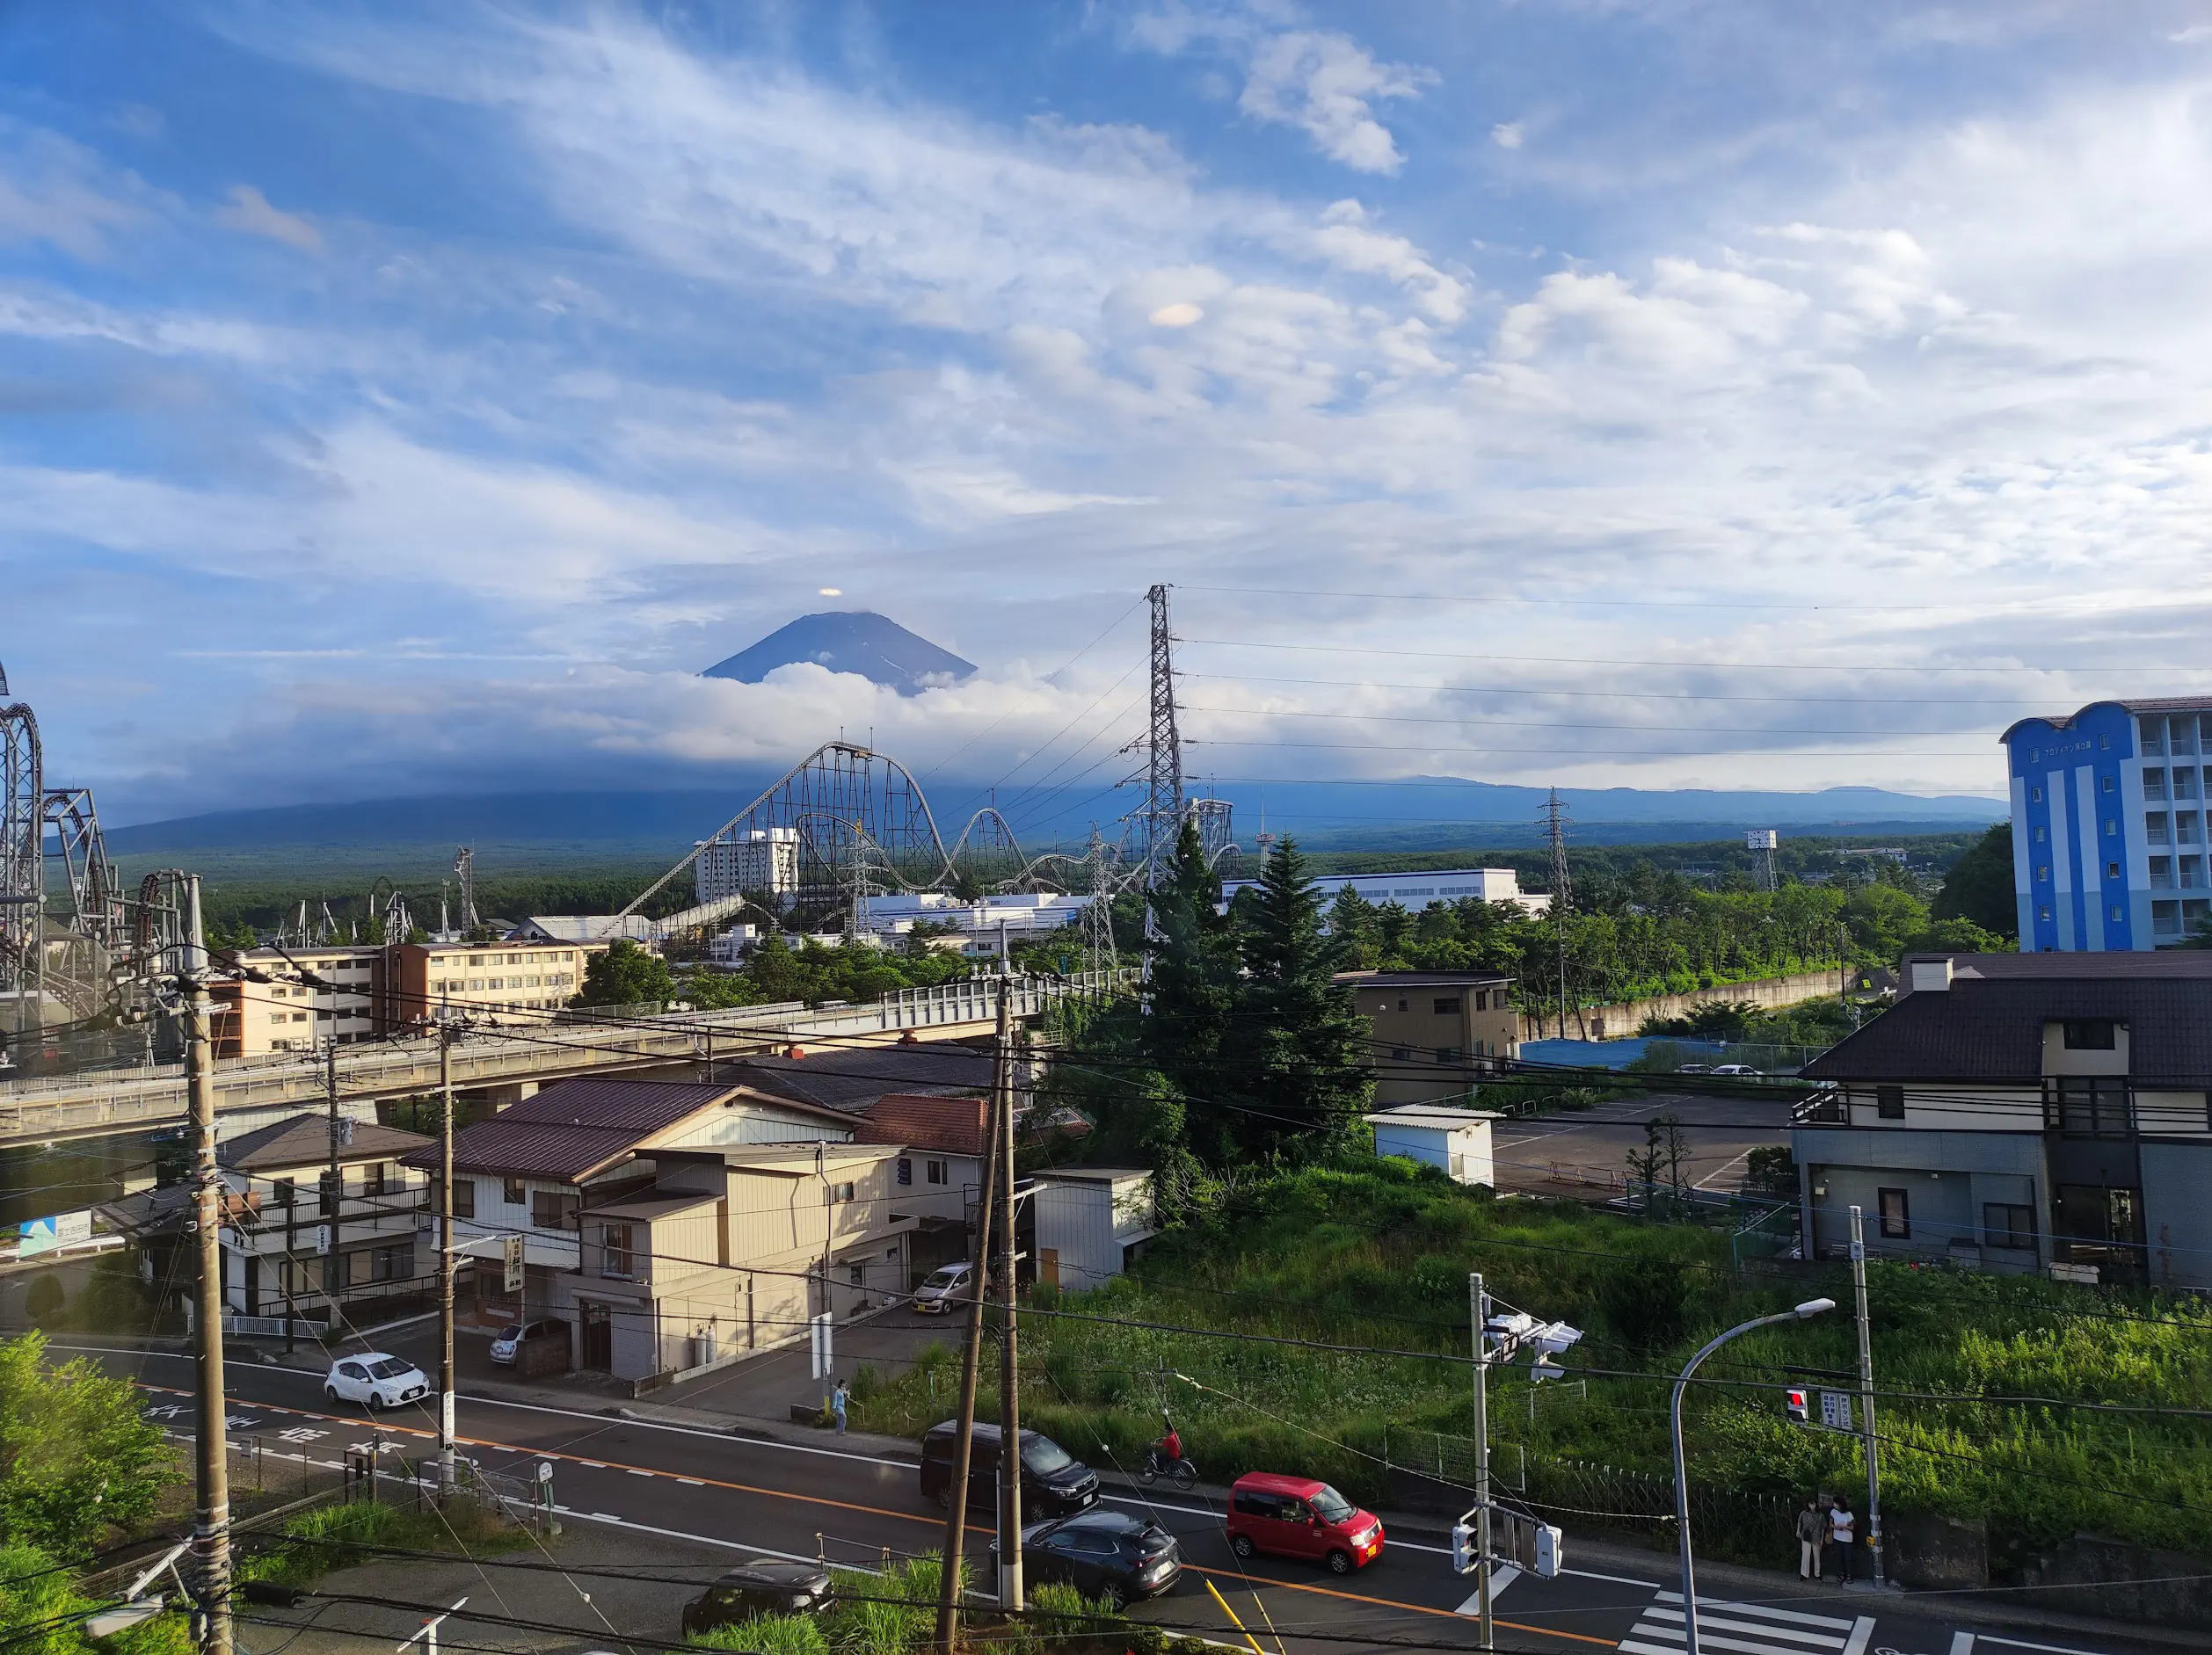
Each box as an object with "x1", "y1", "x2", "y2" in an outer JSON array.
[{"x1": 1225, "y1": 1472, "x2": 1386, "y2": 1575}]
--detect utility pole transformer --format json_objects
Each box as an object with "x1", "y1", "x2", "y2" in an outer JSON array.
[
  {"x1": 183, "y1": 876, "x2": 235, "y2": 1655},
  {"x1": 1544, "y1": 788, "x2": 1573, "y2": 1038}
]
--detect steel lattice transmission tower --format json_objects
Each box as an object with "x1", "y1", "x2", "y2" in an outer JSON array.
[
  {"x1": 1543, "y1": 787, "x2": 1574, "y2": 1039},
  {"x1": 454, "y1": 846, "x2": 479, "y2": 933},
  {"x1": 1081, "y1": 825, "x2": 1118, "y2": 978},
  {"x1": 1746, "y1": 829, "x2": 1779, "y2": 892},
  {"x1": 1139, "y1": 583, "x2": 1183, "y2": 888}
]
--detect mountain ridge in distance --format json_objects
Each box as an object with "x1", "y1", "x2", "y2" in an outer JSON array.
[{"x1": 703, "y1": 611, "x2": 976, "y2": 695}]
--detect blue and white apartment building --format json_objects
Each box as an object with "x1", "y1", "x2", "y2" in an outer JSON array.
[{"x1": 2004, "y1": 699, "x2": 2212, "y2": 950}]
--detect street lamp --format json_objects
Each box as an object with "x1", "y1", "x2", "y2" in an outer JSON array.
[{"x1": 1671, "y1": 1297, "x2": 1834, "y2": 1655}]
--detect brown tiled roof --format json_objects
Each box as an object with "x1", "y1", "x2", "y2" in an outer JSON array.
[
  {"x1": 856, "y1": 1092, "x2": 990, "y2": 1157},
  {"x1": 721, "y1": 1042, "x2": 993, "y2": 1114},
  {"x1": 221, "y1": 1114, "x2": 431, "y2": 1173},
  {"x1": 400, "y1": 1078, "x2": 731, "y2": 1183}
]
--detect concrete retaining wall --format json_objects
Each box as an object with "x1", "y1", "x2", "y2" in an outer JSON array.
[{"x1": 1520, "y1": 971, "x2": 1842, "y2": 1042}]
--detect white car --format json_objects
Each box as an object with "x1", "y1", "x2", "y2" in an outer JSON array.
[
  {"x1": 913, "y1": 1263, "x2": 974, "y2": 1314},
  {"x1": 1712, "y1": 1063, "x2": 1763, "y2": 1078},
  {"x1": 324, "y1": 1352, "x2": 430, "y2": 1412}
]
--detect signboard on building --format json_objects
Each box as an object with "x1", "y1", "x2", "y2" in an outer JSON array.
[
  {"x1": 504, "y1": 1234, "x2": 525, "y2": 1294},
  {"x1": 17, "y1": 1211, "x2": 92, "y2": 1259}
]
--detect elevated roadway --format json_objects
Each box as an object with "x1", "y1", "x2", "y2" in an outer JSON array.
[{"x1": 0, "y1": 971, "x2": 1123, "y2": 1147}]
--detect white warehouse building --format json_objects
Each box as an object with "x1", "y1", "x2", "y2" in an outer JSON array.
[{"x1": 1219, "y1": 867, "x2": 1550, "y2": 918}]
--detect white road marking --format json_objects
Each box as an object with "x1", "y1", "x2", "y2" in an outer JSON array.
[
  {"x1": 549, "y1": 1506, "x2": 878, "y2": 1572},
  {"x1": 1971, "y1": 1637, "x2": 2125, "y2": 1655},
  {"x1": 1948, "y1": 1636, "x2": 1974, "y2": 1655},
  {"x1": 1451, "y1": 1563, "x2": 1522, "y2": 1615},
  {"x1": 1627, "y1": 1591, "x2": 1865, "y2": 1655}
]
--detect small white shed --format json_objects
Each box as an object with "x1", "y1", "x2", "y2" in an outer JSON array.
[
  {"x1": 1030, "y1": 1167, "x2": 1156, "y2": 1291},
  {"x1": 1364, "y1": 1105, "x2": 1498, "y2": 1188}
]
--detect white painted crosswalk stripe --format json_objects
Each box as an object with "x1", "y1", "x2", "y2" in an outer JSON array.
[{"x1": 1621, "y1": 1591, "x2": 1874, "y2": 1655}]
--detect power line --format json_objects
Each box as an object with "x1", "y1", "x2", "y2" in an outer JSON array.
[
  {"x1": 1182, "y1": 671, "x2": 2048, "y2": 708},
  {"x1": 1178, "y1": 637, "x2": 2212, "y2": 676}
]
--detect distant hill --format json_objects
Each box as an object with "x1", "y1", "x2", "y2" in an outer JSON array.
[
  {"x1": 703, "y1": 612, "x2": 976, "y2": 695},
  {"x1": 104, "y1": 776, "x2": 2004, "y2": 877}
]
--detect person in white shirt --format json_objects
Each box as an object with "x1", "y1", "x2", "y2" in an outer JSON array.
[{"x1": 1827, "y1": 1496, "x2": 1856, "y2": 1583}]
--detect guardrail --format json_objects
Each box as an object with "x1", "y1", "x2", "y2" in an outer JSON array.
[{"x1": 0, "y1": 969, "x2": 1135, "y2": 1144}]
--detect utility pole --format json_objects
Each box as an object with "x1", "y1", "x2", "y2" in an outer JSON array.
[
  {"x1": 1848, "y1": 1205, "x2": 1885, "y2": 1586},
  {"x1": 1468, "y1": 1273, "x2": 1492, "y2": 1650},
  {"x1": 933, "y1": 1016, "x2": 1003, "y2": 1654},
  {"x1": 993, "y1": 985, "x2": 1023, "y2": 1614},
  {"x1": 324, "y1": 1040, "x2": 340, "y2": 1326},
  {"x1": 184, "y1": 875, "x2": 235, "y2": 1655},
  {"x1": 438, "y1": 1021, "x2": 458, "y2": 1496},
  {"x1": 1543, "y1": 788, "x2": 1573, "y2": 1038}
]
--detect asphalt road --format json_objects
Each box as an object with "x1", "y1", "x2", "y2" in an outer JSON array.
[{"x1": 79, "y1": 1346, "x2": 2172, "y2": 1655}]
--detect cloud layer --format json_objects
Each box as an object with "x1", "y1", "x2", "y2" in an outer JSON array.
[{"x1": 3, "y1": 3, "x2": 2211, "y2": 831}]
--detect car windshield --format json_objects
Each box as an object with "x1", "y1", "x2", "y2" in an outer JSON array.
[
  {"x1": 925, "y1": 1268, "x2": 964, "y2": 1288},
  {"x1": 496, "y1": 1325, "x2": 524, "y2": 1341},
  {"x1": 1309, "y1": 1485, "x2": 1356, "y2": 1523},
  {"x1": 367, "y1": 1358, "x2": 413, "y2": 1380},
  {"x1": 1022, "y1": 1437, "x2": 1075, "y2": 1475}
]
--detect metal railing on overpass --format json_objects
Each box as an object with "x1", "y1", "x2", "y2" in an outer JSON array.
[{"x1": 0, "y1": 969, "x2": 1131, "y2": 1145}]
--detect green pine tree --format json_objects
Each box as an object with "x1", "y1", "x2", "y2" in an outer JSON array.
[
  {"x1": 1230, "y1": 838, "x2": 1372, "y2": 1158},
  {"x1": 1140, "y1": 821, "x2": 1240, "y2": 1163}
]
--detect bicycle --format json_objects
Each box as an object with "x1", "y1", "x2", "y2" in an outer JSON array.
[{"x1": 1138, "y1": 1447, "x2": 1197, "y2": 1492}]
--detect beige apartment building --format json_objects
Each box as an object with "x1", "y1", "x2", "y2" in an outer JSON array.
[
  {"x1": 389, "y1": 939, "x2": 609, "y2": 1027},
  {"x1": 1341, "y1": 969, "x2": 1520, "y2": 1107},
  {"x1": 210, "y1": 946, "x2": 384, "y2": 1056}
]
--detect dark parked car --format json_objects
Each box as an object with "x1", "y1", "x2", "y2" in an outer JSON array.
[
  {"x1": 990, "y1": 1510, "x2": 1181, "y2": 1609},
  {"x1": 680, "y1": 1561, "x2": 833, "y2": 1635},
  {"x1": 919, "y1": 1422, "x2": 1099, "y2": 1517}
]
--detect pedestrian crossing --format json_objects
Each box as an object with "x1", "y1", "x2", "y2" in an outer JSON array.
[{"x1": 1618, "y1": 1590, "x2": 1874, "y2": 1655}]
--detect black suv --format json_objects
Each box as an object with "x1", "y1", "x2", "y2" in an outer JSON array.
[
  {"x1": 680, "y1": 1561, "x2": 833, "y2": 1634},
  {"x1": 990, "y1": 1511, "x2": 1182, "y2": 1609},
  {"x1": 919, "y1": 1422, "x2": 1099, "y2": 1517}
]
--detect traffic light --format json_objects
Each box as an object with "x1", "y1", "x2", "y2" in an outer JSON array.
[
  {"x1": 1784, "y1": 1386, "x2": 1811, "y2": 1424},
  {"x1": 1451, "y1": 1521, "x2": 1474, "y2": 1575}
]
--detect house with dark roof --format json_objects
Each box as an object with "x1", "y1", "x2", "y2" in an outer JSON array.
[
  {"x1": 1792, "y1": 953, "x2": 2212, "y2": 1288},
  {"x1": 171, "y1": 1112, "x2": 436, "y2": 1329},
  {"x1": 713, "y1": 1040, "x2": 1001, "y2": 1117},
  {"x1": 401, "y1": 1075, "x2": 981, "y2": 1383}
]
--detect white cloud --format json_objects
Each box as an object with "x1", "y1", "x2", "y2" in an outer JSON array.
[
  {"x1": 0, "y1": 121, "x2": 156, "y2": 259},
  {"x1": 1490, "y1": 121, "x2": 1524, "y2": 150},
  {"x1": 1237, "y1": 28, "x2": 1433, "y2": 173},
  {"x1": 214, "y1": 184, "x2": 324, "y2": 253},
  {"x1": 1149, "y1": 301, "x2": 1204, "y2": 327}
]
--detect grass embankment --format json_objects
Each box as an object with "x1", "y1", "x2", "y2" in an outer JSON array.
[
  {"x1": 235, "y1": 1496, "x2": 527, "y2": 1590},
  {"x1": 849, "y1": 1159, "x2": 2212, "y2": 1571}
]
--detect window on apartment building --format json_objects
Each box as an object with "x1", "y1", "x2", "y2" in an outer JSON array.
[
  {"x1": 2044, "y1": 1076, "x2": 2132, "y2": 1137},
  {"x1": 452, "y1": 1178, "x2": 475, "y2": 1219},
  {"x1": 358, "y1": 1162, "x2": 385, "y2": 1195},
  {"x1": 1395, "y1": 998, "x2": 1408, "y2": 1013},
  {"x1": 1433, "y1": 998, "x2": 1460, "y2": 1014},
  {"x1": 2063, "y1": 1020, "x2": 2118, "y2": 1049},
  {"x1": 2105, "y1": 819, "x2": 2118, "y2": 838},
  {"x1": 504, "y1": 1177, "x2": 525, "y2": 1204},
  {"x1": 2149, "y1": 811, "x2": 2170, "y2": 843},
  {"x1": 1983, "y1": 1204, "x2": 2036, "y2": 1251},
  {"x1": 2100, "y1": 733, "x2": 2112, "y2": 750},
  {"x1": 1877, "y1": 1187, "x2": 1910, "y2": 1239},
  {"x1": 928, "y1": 1159, "x2": 947, "y2": 1185},
  {"x1": 601, "y1": 1224, "x2": 636, "y2": 1279},
  {"x1": 2036, "y1": 865, "x2": 2049, "y2": 882},
  {"x1": 2112, "y1": 904, "x2": 2125, "y2": 923},
  {"x1": 2106, "y1": 861, "x2": 2121, "y2": 881},
  {"x1": 831, "y1": 1181, "x2": 857, "y2": 1203},
  {"x1": 1876, "y1": 1085, "x2": 1905, "y2": 1121},
  {"x1": 2030, "y1": 787, "x2": 2042, "y2": 803},
  {"x1": 896, "y1": 1158, "x2": 913, "y2": 1187},
  {"x1": 2145, "y1": 770, "x2": 2168, "y2": 801},
  {"x1": 2140, "y1": 714, "x2": 2166, "y2": 754},
  {"x1": 2154, "y1": 898, "x2": 2181, "y2": 934},
  {"x1": 532, "y1": 1190, "x2": 580, "y2": 1230},
  {"x1": 1436, "y1": 1046, "x2": 1463, "y2": 1063},
  {"x1": 2101, "y1": 774, "x2": 2115, "y2": 792},
  {"x1": 1390, "y1": 1045, "x2": 1413, "y2": 1061},
  {"x1": 2034, "y1": 825, "x2": 2047, "y2": 843},
  {"x1": 2150, "y1": 857, "x2": 2173, "y2": 888},
  {"x1": 382, "y1": 1245, "x2": 415, "y2": 1282},
  {"x1": 1473, "y1": 990, "x2": 1488, "y2": 1011}
]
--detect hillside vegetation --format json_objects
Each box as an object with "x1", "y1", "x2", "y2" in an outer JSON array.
[{"x1": 852, "y1": 1159, "x2": 2212, "y2": 1572}]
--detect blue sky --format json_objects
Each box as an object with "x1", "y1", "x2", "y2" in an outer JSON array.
[{"x1": 4, "y1": 2, "x2": 2212, "y2": 826}]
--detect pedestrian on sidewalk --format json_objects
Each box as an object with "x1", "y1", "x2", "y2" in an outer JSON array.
[
  {"x1": 1795, "y1": 1496, "x2": 1825, "y2": 1580},
  {"x1": 832, "y1": 1378, "x2": 849, "y2": 1435},
  {"x1": 1827, "y1": 1495, "x2": 1855, "y2": 1584}
]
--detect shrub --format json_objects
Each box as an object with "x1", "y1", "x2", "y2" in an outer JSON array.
[
  {"x1": 688, "y1": 1615, "x2": 827, "y2": 1654},
  {"x1": 1597, "y1": 1254, "x2": 1690, "y2": 1354},
  {"x1": 23, "y1": 1277, "x2": 62, "y2": 1322}
]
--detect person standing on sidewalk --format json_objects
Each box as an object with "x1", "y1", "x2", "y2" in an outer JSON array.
[
  {"x1": 831, "y1": 1378, "x2": 849, "y2": 1435},
  {"x1": 1827, "y1": 1495, "x2": 1855, "y2": 1583},
  {"x1": 1796, "y1": 1497, "x2": 1825, "y2": 1580}
]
